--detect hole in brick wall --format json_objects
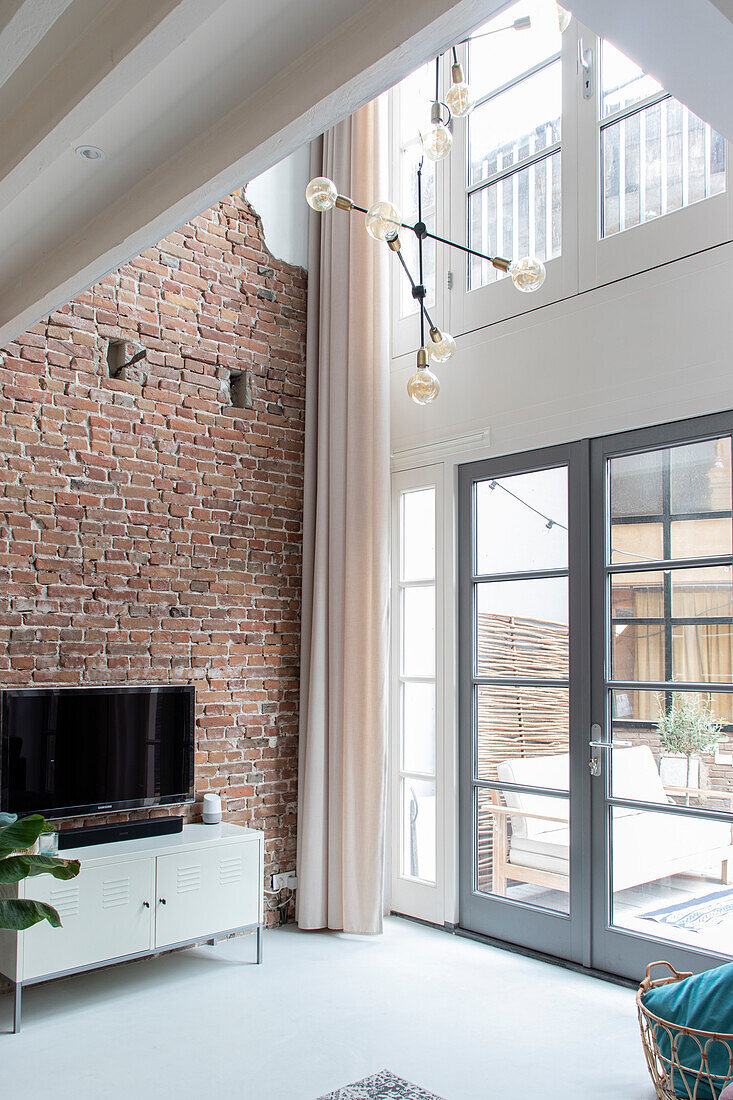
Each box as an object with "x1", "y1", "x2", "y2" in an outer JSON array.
[
  {"x1": 106, "y1": 339, "x2": 147, "y2": 381},
  {"x1": 106, "y1": 339, "x2": 127, "y2": 377},
  {"x1": 229, "y1": 370, "x2": 253, "y2": 410}
]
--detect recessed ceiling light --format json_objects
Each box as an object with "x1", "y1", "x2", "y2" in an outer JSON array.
[{"x1": 75, "y1": 145, "x2": 105, "y2": 162}]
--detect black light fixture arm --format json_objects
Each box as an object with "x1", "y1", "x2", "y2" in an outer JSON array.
[
  {"x1": 336, "y1": 186, "x2": 510, "y2": 271},
  {"x1": 414, "y1": 225, "x2": 510, "y2": 270},
  {"x1": 393, "y1": 247, "x2": 437, "y2": 336},
  {"x1": 417, "y1": 160, "x2": 426, "y2": 348}
]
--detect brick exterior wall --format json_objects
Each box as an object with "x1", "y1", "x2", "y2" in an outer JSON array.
[{"x1": 0, "y1": 189, "x2": 306, "y2": 928}]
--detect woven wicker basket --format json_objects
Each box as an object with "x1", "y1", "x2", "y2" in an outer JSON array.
[{"x1": 638, "y1": 961, "x2": 733, "y2": 1100}]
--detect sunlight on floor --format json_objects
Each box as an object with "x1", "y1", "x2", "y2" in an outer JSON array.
[{"x1": 505, "y1": 869, "x2": 733, "y2": 957}]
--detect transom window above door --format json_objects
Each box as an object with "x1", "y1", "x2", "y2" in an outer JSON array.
[
  {"x1": 599, "y1": 40, "x2": 726, "y2": 239},
  {"x1": 466, "y1": 2, "x2": 562, "y2": 291},
  {"x1": 389, "y1": 1, "x2": 731, "y2": 351}
]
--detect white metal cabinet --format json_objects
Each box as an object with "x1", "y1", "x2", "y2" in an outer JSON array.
[
  {"x1": 0, "y1": 823, "x2": 264, "y2": 1032},
  {"x1": 21, "y1": 856, "x2": 154, "y2": 981},
  {"x1": 154, "y1": 839, "x2": 260, "y2": 947}
]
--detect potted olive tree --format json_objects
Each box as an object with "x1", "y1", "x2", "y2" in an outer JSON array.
[
  {"x1": 656, "y1": 693, "x2": 724, "y2": 804},
  {"x1": 0, "y1": 813, "x2": 80, "y2": 931}
]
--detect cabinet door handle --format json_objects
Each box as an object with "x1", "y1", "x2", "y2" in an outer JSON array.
[
  {"x1": 159, "y1": 898, "x2": 167, "y2": 905},
  {"x1": 142, "y1": 901, "x2": 150, "y2": 909}
]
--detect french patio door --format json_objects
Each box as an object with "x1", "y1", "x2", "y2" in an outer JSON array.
[{"x1": 459, "y1": 412, "x2": 733, "y2": 981}]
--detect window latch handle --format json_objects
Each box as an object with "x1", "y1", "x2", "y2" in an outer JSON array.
[{"x1": 579, "y1": 37, "x2": 593, "y2": 100}]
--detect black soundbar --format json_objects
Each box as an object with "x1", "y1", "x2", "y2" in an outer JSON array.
[{"x1": 57, "y1": 816, "x2": 183, "y2": 851}]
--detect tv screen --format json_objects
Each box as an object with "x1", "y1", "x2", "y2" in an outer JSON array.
[{"x1": 1, "y1": 685, "x2": 195, "y2": 818}]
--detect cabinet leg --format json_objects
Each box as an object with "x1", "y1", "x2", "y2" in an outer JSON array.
[
  {"x1": 256, "y1": 924, "x2": 263, "y2": 964},
  {"x1": 12, "y1": 982, "x2": 21, "y2": 1034}
]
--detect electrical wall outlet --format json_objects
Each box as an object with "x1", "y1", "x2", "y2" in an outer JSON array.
[{"x1": 271, "y1": 872, "x2": 298, "y2": 891}]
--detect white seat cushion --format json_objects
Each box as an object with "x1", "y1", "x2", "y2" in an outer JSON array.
[
  {"x1": 499, "y1": 747, "x2": 732, "y2": 888},
  {"x1": 507, "y1": 809, "x2": 732, "y2": 885},
  {"x1": 497, "y1": 746, "x2": 669, "y2": 842},
  {"x1": 611, "y1": 745, "x2": 669, "y2": 805},
  {"x1": 496, "y1": 754, "x2": 568, "y2": 841}
]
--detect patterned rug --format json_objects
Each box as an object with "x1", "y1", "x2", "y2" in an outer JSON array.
[
  {"x1": 641, "y1": 887, "x2": 733, "y2": 933},
  {"x1": 317, "y1": 1070, "x2": 445, "y2": 1099}
]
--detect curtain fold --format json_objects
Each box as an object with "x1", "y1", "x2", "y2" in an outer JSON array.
[
  {"x1": 634, "y1": 584, "x2": 733, "y2": 721},
  {"x1": 297, "y1": 98, "x2": 390, "y2": 935}
]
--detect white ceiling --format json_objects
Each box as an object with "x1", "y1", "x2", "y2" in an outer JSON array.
[
  {"x1": 0, "y1": 0, "x2": 505, "y2": 346},
  {"x1": 1, "y1": 0, "x2": 731, "y2": 347}
]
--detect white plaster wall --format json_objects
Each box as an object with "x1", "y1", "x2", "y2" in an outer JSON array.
[
  {"x1": 391, "y1": 243, "x2": 733, "y2": 456},
  {"x1": 390, "y1": 242, "x2": 733, "y2": 928},
  {"x1": 246, "y1": 145, "x2": 311, "y2": 270}
]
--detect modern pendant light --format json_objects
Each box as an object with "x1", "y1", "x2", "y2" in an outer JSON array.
[
  {"x1": 445, "y1": 46, "x2": 473, "y2": 118},
  {"x1": 407, "y1": 349, "x2": 441, "y2": 405},
  {"x1": 557, "y1": 5, "x2": 572, "y2": 33},
  {"x1": 305, "y1": 15, "x2": 549, "y2": 406}
]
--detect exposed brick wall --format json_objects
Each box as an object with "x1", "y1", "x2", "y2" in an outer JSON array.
[{"x1": 0, "y1": 189, "x2": 306, "y2": 927}]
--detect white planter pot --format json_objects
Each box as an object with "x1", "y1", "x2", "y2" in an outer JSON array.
[{"x1": 660, "y1": 754, "x2": 700, "y2": 792}]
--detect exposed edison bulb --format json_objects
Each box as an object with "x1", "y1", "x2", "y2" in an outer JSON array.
[
  {"x1": 428, "y1": 328, "x2": 456, "y2": 364},
  {"x1": 407, "y1": 367, "x2": 440, "y2": 405},
  {"x1": 305, "y1": 177, "x2": 338, "y2": 211},
  {"x1": 422, "y1": 121, "x2": 453, "y2": 162},
  {"x1": 365, "y1": 200, "x2": 402, "y2": 242},
  {"x1": 557, "y1": 5, "x2": 572, "y2": 32},
  {"x1": 509, "y1": 256, "x2": 546, "y2": 292},
  {"x1": 445, "y1": 62, "x2": 473, "y2": 118}
]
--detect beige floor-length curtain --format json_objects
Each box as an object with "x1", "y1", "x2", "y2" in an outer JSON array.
[
  {"x1": 634, "y1": 584, "x2": 733, "y2": 721},
  {"x1": 297, "y1": 98, "x2": 390, "y2": 935}
]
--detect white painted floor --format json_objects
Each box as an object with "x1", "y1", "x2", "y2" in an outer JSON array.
[{"x1": 2, "y1": 917, "x2": 654, "y2": 1100}]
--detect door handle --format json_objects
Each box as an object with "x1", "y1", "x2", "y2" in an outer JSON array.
[
  {"x1": 142, "y1": 901, "x2": 150, "y2": 909},
  {"x1": 159, "y1": 898, "x2": 167, "y2": 906},
  {"x1": 589, "y1": 722, "x2": 632, "y2": 776},
  {"x1": 578, "y1": 37, "x2": 593, "y2": 99}
]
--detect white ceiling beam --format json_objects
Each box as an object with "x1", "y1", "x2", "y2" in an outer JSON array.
[
  {"x1": 0, "y1": 0, "x2": 224, "y2": 205},
  {"x1": 0, "y1": 0, "x2": 503, "y2": 347},
  {"x1": 0, "y1": 0, "x2": 75, "y2": 83}
]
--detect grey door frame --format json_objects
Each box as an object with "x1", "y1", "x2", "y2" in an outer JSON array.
[
  {"x1": 458, "y1": 440, "x2": 592, "y2": 965},
  {"x1": 589, "y1": 409, "x2": 733, "y2": 981},
  {"x1": 459, "y1": 411, "x2": 733, "y2": 980}
]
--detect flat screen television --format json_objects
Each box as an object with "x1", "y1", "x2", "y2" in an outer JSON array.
[{"x1": 0, "y1": 685, "x2": 195, "y2": 818}]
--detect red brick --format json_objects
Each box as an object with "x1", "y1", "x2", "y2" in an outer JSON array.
[{"x1": 0, "y1": 188, "x2": 306, "y2": 930}]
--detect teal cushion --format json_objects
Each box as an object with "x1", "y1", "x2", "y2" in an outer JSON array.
[{"x1": 642, "y1": 963, "x2": 733, "y2": 1099}]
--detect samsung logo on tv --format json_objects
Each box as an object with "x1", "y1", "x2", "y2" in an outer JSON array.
[{"x1": 96, "y1": 804, "x2": 113, "y2": 810}]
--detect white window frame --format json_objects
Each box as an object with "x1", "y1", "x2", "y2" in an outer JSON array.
[
  {"x1": 448, "y1": 24, "x2": 579, "y2": 335},
  {"x1": 577, "y1": 31, "x2": 733, "y2": 290},
  {"x1": 388, "y1": 11, "x2": 732, "y2": 354},
  {"x1": 389, "y1": 66, "x2": 448, "y2": 361},
  {"x1": 390, "y1": 464, "x2": 445, "y2": 924}
]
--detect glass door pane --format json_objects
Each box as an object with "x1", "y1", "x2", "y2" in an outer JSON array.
[
  {"x1": 398, "y1": 486, "x2": 437, "y2": 886},
  {"x1": 592, "y1": 420, "x2": 733, "y2": 980},
  {"x1": 459, "y1": 444, "x2": 587, "y2": 961}
]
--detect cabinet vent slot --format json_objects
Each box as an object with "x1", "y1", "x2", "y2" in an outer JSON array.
[
  {"x1": 176, "y1": 864, "x2": 202, "y2": 894},
  {"x1": 50, "y1": 884, "x2": 80, "y2": 918},
  {"x1": 102, "y1": 877, "x2": 131, "y2": 910},
  {"x1": 219, "y1": 856, "x2": 242, "y2": 885}
]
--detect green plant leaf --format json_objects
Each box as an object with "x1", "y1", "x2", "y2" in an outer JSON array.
[
  {"x1": 0, "y1": 897, "x2": 62, "y2": 931},
  {"x1": 656, "y1": 692, "x2": 723, "y2": 758},
  {"x1": 0, "y1": 854, "x2": 81, "y2": 884},
  {"x1": 0, "y1": 814, "x2": 48, "y2": 857}
]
